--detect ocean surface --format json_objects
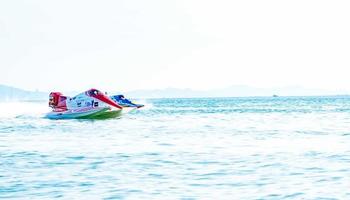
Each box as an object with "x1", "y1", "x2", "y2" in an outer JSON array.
[{"x1": 0, "y1": 97, "x2": 350, "y2": 200}]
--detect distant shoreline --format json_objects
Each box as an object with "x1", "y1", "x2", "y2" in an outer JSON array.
[
  {"x1": 1, "y1": 84, "x2": 349, "y2": 100},
  {"x1": 1, "y1": 95, "x2": 350, "y2": 103}
]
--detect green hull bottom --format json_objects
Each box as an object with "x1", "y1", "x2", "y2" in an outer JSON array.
[
  {"x1": 77, "y1": 109, "x2": 123, "y2": 119},
  {"x1": 46, "y1": 107, "x2": 128, "y2": 120}
]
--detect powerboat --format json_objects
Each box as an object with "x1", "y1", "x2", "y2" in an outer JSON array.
[{"x1": 46, "y1": 89, "x2": 125, "y2": 119}]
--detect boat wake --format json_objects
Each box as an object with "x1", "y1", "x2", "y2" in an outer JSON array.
[{"x1": 0, "y1": 102, "x2": 49, "y2": 119}]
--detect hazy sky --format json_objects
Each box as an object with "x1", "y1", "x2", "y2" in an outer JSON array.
[{"x1": 1, "y1": 0, "x2": 349, "y2": 92}]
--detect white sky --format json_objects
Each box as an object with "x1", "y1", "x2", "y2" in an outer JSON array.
[{"x1": 0, "y1": 0, "x2": 349, "y2": 92}]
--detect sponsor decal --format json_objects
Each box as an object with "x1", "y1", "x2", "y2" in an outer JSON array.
[{"x1": 72, "y1": 107, "x2": 98, "y2": 113}]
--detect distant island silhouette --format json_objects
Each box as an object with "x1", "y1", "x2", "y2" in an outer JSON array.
[{"x1": 0, "y1": 84, "x2": 348, "y2": 100}]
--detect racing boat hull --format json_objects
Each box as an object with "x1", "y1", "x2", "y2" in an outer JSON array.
[{"x1": 46, "y1": 107, "x2": 123, "y2": 120}]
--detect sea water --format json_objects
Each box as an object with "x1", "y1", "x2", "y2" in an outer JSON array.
[{"x1": 0, "y1": 97, "x2": 349, "y2": 199}]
